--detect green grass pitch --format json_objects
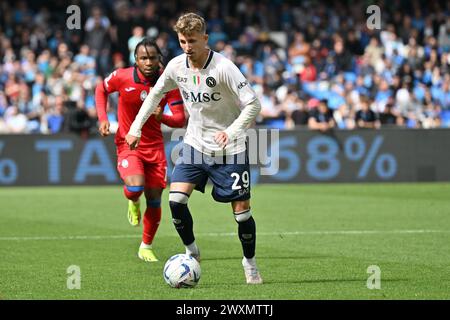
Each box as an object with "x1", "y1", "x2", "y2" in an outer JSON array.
[{"x1": 1, "y1": 183, "x2": 449, "y2": 299}]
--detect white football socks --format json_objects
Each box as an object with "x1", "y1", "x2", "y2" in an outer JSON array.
[
  {"x1": 243, "y1": 256, "x2": 257, "y2": 267},
  {"x1": 140, "y1": 242, "x2": 152, "y2": 249},
  {"x1": 185, "y1": 241, "x2": 199, "y2": 255}
]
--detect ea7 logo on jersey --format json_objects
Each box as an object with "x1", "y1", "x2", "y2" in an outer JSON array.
[
  {"x1": 182, "y1": 90, "x2": 221, "y2": 103},
  {"x1": 140, "y1": 90, "x2": 148, "y2": 101},
  {"x1": 177, "y1": 76, "x2": 188, "y2": 83}
]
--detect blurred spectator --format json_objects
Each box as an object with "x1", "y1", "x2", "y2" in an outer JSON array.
[
  {"x1": 85, "y1": 5, "x2": 112, "y2": 77},
  {"x1": 240, "y1": 56, "x2": 264, "y2": 86},
  {"x1": 355, "y1": 96, "x2": 380, "y2": 129},
  {"x1": 128, "y1": 26, "x2": 145, "y2": 65},
  {"x1": 156, "y1": 32, "x2": 174, "y2": 65},
  {"x1": 299, "y1": 56, "x2": 317, "y2": 83},
  {"x1": 258, "y1": 83, "x2": 285, "y2": 128},
  {"x1": 288, "y1": 32, "x2": 310, "y2": 68},
  {"x1": 209, "y1": 24, "x2": 228, "y2": 49},
  {"x1": 111, "y1": 1, "x2": 133, "y2": 63},
  {"x1": 379, "y1": 102, "x2": 401, "y2": 127},
  {"x1": 232, "y1": 34, "x2": 252, "y2": 57},
  {"x1": 4, "y1": 105, "x2": 27, "y2": 133},
  {"x1": 138, "y1": 2, "x2": 160, "y2": 36},
  {"x1": 284, "y1": 92, "x2": 309, "y2": 129},
  {"x1": 346, "y1": 30, "x2": 364, "y2": 56},
  {"x1": 334, "y1": 104, "x2": 355, "y2": 130},
  {"x1": 65, "y1": 100, "x2": 95, "y2": 139},
  {"x1": 364, "y1": 37, "x2": 384, "y2": 71},
  {"x1": 331, "y1": 39, "x2": 354, "y2": 73},
  {"x1": 420, "y1": 102, "x2": 442, "y2": 129},
  {"x1": 45, "y1": 95, "x2": 66, "y2": 134},
  {"x1": 308, "y1": 99, "x2": 336, "y2": 132},
  {"x1": 374, "y1": 78, "x2": 393, "y2": 113},
  {"x1": 74, "y1": 44, "x2": 96, "y2": 76},
  {"x1": 85, "y1": 5, "x2": 111, "y2": 32}
]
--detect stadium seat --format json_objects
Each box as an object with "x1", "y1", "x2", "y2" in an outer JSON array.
[{"x1": 440, "y1": 110, "x2": 450, "y2": 127}]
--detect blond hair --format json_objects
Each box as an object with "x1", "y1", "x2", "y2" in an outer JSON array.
[{"x1": 173, "y1": 13, "x2": 206, "y2": 35}]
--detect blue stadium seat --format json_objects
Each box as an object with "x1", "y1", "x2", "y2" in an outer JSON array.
[
  {"x1": 344, "y1": 72, "x2": 357, "y2": 83},
  {"x1": 264, "y1": 119, "x2": 286, "y2": 129},
  {"x1": 440, "y1": 110, "x2": 450, "y2": 127}
]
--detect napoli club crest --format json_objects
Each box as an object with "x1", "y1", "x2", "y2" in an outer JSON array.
[
  {"x1": 206, "y1": 77, "x2": 216, "y2": 88},
  {"x1": 140, "y1": 90, "x2": 148, "y2": 101}
]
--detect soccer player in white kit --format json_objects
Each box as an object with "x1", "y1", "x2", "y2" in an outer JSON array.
[{"x1": 126, "y1": 13, "x2": 263, "y2": 284}]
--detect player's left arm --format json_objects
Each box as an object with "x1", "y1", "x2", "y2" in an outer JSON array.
[
  {"x1": 159, "y1": 89, "x2": 186, "y2": 128},
  {"x1": 215, "y1": 61, "x2": 261, "y2": 148}
]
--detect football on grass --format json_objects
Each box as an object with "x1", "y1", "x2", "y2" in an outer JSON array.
[{"x1": 163, "y1": 254, "x2": 201, "y2": 288}]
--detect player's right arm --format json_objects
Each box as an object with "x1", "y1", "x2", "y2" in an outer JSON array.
[
  {"x1": 95, "y1": 70, "x2": 120, "y2": 136},
  {"x1": 126, "y1": 62, "x2": 178, "y2": 149}
]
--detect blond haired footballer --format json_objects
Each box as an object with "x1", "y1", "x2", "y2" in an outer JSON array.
[{"x1": 126, "y1": 13, "x2": 263, "y2": 284}]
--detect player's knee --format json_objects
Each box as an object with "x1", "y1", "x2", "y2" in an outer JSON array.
[
  {"x1": 169, "y1": 192, "x2": 190, "y2": 230},
  {"x1": 124, "y1": 185, "x2": 144, "y2": 201},
  {"x1": 169, "y1": 192, "x2": 189, "y2": 204},
  {"x1": 232, "y1": 200, "x2": 250, "y2": 213},
  {"x1": 125, "y1": 175, "x2": 145, "y2": 187},
  {"x1": 125, "y1": 185, "x2": 144, "y2": 192},
  {"x1": 146, "y1": 199, "x2": 161, "y2": 208},
  {"x1": 234, "y1": 209, "x2": 252, "y2": 223},
  {"x1": 169, "y1": 192, "x2": 189, "y2": 212}
]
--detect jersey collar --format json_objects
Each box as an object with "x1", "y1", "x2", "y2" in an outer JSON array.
[
  {"x1": 133, "y1": 66, "x2": 159, "y2": 86},
  {"x1": 185, "y1": 50, "x2": 214, "y2": 70}
]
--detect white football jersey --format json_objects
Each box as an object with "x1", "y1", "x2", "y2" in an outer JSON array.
[{"x1": 152, "y1": 50, "x2": 259, "y2": 155}]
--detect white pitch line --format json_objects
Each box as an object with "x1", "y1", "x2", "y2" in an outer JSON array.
[
  {"x1": 0, "y1": 234, "x2": 140, "y2": 241},
  {"x1": 200, "y1": 229, "x2": 450, "y2": 237},
  {"x1": 0, "y1": 230, "x2": 449, "y2": 241}
]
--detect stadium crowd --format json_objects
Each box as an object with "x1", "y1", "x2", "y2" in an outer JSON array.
[{"x1": 0, "y1": 0, "x2": 449, "y2": 135}]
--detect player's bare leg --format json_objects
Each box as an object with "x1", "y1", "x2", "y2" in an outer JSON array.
[
  {"x1": 169, "y1": 182, "x2": 201, "y2": 262},
  {"x1": 138, "y1": 188, "x2": 163, "y2": 262},
  {"x1": 124, "y1": 175, "x2": 145, "y2": 226},
  {"x1": 232, "y1": 200, "x2": 263, "y2": 284}
]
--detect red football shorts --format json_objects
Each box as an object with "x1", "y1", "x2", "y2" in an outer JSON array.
[{"x1": 117, "y1": 148, "x2": 167, "y2": 189}]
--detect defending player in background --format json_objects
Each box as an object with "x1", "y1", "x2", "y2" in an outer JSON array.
[
  {"x1": 95, "y1": 39, "x2": 186, "y2": 262},
  {"x1": 126, "y1": 13, "x2": 263, "y2": 284}
]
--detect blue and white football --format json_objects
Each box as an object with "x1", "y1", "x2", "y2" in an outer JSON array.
[{"x1": 163, "y1": 254, "x2": 201, "y2": 288}]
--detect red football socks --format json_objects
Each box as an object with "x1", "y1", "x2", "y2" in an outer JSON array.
[
  {"x1": 142, "y1": 207, "x2": 162, "y2": 245},
  {"x1": 123, "y1": 185, "x2": 144, "y2": 202}
]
